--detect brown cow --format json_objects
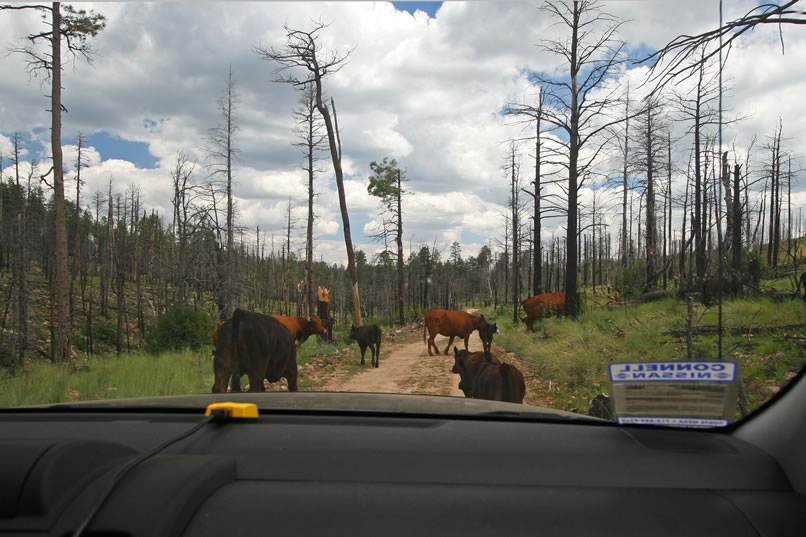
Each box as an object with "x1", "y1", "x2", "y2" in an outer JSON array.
[
  {"x1": 271, "y1": 315, "x2": 327, "y2": 345},
  {"x1": 423, "y1": 310, "x2": 488, "y2": 356},
  {"x1": 519, "y1": 292, "x2": 565, "y2": 332},
  {"x1": 451, "y1": 348, "x2": 524, "y2": 404},
  {"x1": 212, "y1": 309, "x2": 298, "y2": 393}
]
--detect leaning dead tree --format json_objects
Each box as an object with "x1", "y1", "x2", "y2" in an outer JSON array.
[{"x1": 255, "y1": 22, "x2": 364, "y2": 326}]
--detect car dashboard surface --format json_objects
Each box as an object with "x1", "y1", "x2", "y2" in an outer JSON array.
[{"x1": 0, "y1": 392, "x2": 803, "y2": 537}]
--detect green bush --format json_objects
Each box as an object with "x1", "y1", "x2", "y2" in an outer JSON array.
[
  {"x1": 146, "y1": 307, "x2": 213, "y2": 354},
  {"x1": 613, "y1": 261, "x2": 646, "y2": 299},
  {"x1": 94, "y1": 321, "x2": 118, "y2": 347}
]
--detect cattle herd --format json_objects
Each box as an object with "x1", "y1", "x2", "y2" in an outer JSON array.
[
  {"x1": 209, "y1": 293, "x2": 573, "y2": 404},
  {"x1": 210, "y1": 273, "x2": 803, "y2": 401}
]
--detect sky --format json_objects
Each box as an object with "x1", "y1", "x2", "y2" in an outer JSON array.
[{"x1": 1, "y1": 1, "x2": 804, "y2": 265}]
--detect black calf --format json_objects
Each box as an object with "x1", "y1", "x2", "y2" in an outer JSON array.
[{"x1": 349, "y1": 324, "x2": 382, "y2": 368}]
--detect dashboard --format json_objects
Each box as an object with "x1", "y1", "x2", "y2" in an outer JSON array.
[{"x1": 0, "y1": 385, "x2": 804, "y2": 537}]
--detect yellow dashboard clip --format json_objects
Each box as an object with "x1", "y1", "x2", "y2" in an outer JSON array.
[{"x1": 205, "y1": 402, "x2": 259, "y2": 419}]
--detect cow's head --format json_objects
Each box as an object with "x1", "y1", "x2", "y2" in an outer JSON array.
[
  {"x1": 452, "y1": 347, "x2": 474, "y2": 374},
  {"x1": 479, "y1": 322, "x2": 498, "y2": 354},
  {"x1": 472, "y1": 313, "x2": 488, "y2": 330},
  {"x1": 305, "y1": 315, "x2": 328, "y2": 336}
]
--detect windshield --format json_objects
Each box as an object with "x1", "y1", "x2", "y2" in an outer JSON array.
[{"x1": 1, "y1": 1, "x2": 804, "y2": 426}]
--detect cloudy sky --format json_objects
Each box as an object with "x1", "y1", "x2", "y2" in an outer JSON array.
[{"x1": 1, "y1": 1, "x2": 804, "y2": 265}]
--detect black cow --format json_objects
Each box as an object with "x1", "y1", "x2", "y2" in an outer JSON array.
[
  {"x1": 212, "y1": 309, "x2": 298, "y2": 393},
  {"x1": 349, "y1": 324, "x2": 382, "y2": 368},
  {"x1": 478, "y1": 322, "x2": 498, "y2": 354}
]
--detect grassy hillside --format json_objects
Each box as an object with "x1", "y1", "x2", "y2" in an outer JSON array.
[{"x1": 485, "y1": 291, "x2": 806, "y2": 416}]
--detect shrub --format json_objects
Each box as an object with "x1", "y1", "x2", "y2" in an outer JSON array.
[
  {"x1": 612, "y1": 261, "x2": 646, "y2": 299},
  {"x1": 94, "y1": 321, "x2": 118, "y2": 348},
  {"x1": 146, "y1": 307, "x2": 213, "y2": 354}
]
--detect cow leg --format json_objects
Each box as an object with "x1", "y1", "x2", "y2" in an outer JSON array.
[
  {"x1": 247, "y1": 371, "x2": 265, "y2": 392},
  {"x1": 285, "y1": 368, "x2": 298, "y2": 392},
  {"x1": 443, "y1": 336, "x2": 456, "y2": 355},
  {"x1": 230, "y1": 363, "x2": 242, "y2": 392},
  {"x1": 463, "y1": 335, "x2": 470, "y2": 351},
  {"x1": 360, "y1": 344, "x2": 367, "y2": 365}
]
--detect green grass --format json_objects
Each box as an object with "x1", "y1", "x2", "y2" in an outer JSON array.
[
  {"x1": 0, "y1": 349, "x2": 214, "y2": 407},
  {"x1": 484, "y1": 296, "x2": 806, "y2": 415},
  {"x1": 0, "y1": 332, "x2": 363, "y2": 405}
]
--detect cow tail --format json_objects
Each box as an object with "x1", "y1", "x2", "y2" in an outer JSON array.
[
  {"x1": 500, "y1": 364, "x2": 512, "y2": 403},
  {"x1": 230, "y1": 309, "x2": 242, "y2": 391}
]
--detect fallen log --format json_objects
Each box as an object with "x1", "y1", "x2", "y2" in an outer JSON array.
[
  {"x1": 781, "y1": 335, "x2": 806, "y2": 349},
  {"x1": 665, "y1": 322, "x2": 806, "y2": 337},
  {"x1": 607, "y1": 290, "x2": 677, "y2": 308}
]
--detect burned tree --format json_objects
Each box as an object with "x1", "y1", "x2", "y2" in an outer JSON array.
[
  {"x1": 204, "y1": 68, "x2": 239, "y2": 319},
  {"x1": 292, "y1": 84, "x2": 327, "y2": 318},
  {"x1": 1, "y1": 2, "x2": 105, "y2": 360},
  {"x1": 535, "y1": 0, "x2": 627, "y2": 316}
]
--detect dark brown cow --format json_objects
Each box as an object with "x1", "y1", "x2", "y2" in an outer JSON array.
[
  {"x1": 701, "y1": 277, "x2": 741, "y2": 307},
  {"x1": 423, "y1": 310, "x2": 488, "y2": 356},
  {"x1": 452, "y1": 349, "x2": 500, "y2": 398},
  {"x1": 212, "y1": 309, "x2": 298, "y2": 393},
  {"x1": 451, "y1": 348, "x2": 524, "y2": 404},
  {"x1": 519, "y1": 292, "x2": 565, "y2": 332},
  {"x1": 271, "y1": 315, "x2": 327, "y2": 345},
  {"x1": 795, "y1": 272, "x2": 806, "y2": 303}
]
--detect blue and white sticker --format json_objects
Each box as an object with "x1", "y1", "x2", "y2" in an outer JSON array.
[
  {"x1": 609, "y1": 361, "x2": 737, "y2": 382},
  {"x1": 617, "y1": 416, "x2": 729, "y2": 428}
]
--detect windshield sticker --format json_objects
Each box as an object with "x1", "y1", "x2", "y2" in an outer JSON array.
[
  {"x1": 609, "y1": 361, "x2": 740, "y2": 428},
  {"x1": 609, "y1": 362, "x2": 737, "y2": 382},
  {"x1": 617, "y1": 417, "x2": 729, "y2": 428}
]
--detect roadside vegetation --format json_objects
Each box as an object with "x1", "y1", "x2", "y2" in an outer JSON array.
[{"x1": 485, "y1": 286, "x2": 806, "y2": 416}]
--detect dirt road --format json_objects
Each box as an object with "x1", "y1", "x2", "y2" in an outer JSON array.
[
  {"x1": 322, "y1": 328, "x2": 486, "y2": 396},
  {"x1": 315, "y1": 313, "x2": 557, "y2": 408}
]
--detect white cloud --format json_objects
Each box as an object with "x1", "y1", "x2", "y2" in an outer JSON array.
[{"x1": 1, "y1": 1, "x2": 804, "y2": 265}]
